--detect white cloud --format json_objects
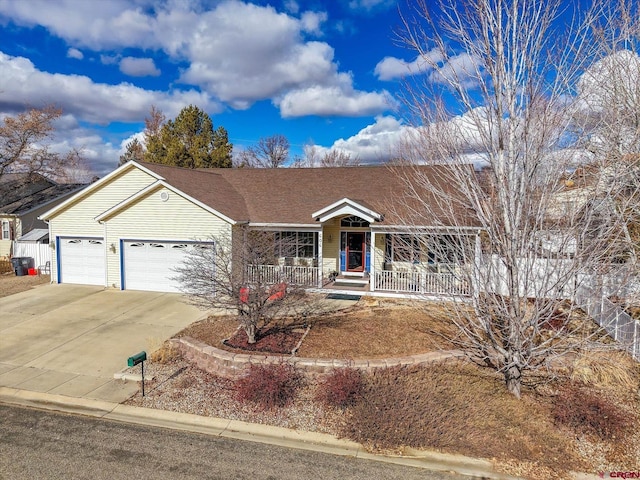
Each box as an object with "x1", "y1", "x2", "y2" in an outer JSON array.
[
  {"x1": 0, "y1": 0, "x2": 157, "y2": 50},
  {"x1": 0, "y1": 0, "x2": 389, "y2": 118},
  {"x1": 45, "y1": 114, "x2": 121, "y2": 176},
  {"x1": 284, "y1": 0, "x2": 299, "y2": 14},
  {"x1": 299, "y1": 10, "x2": 327, "y2": 35},
  {"x1": 375, "y1": 50, "x2": 479, "y2": 84},
  {"x1": 277, "y1": 78, "x2": 395, "y2": 117},
  {"x1": 315, "y1": 109, "x2": 493, "y2": 164},
  {"x1": 429, "y1": 52, "x2": 483, "y2": 89},
  {"x1": 66, "y1": 47, "x2": 83, "y2": 60},
  {"x1": 0, "y1": 51, "x2": 221, "y2": 124},
  {"x1": 316, "y1": 115, "x2": 412, "y2": 162},
  {"x1": 100, "y1": 54, "x2": 120, "y2": 65},
  {"x1": 119, "y1": 57, "x2": 161, "y2": 77},
  {"x1": 578, "y1": 49, "x2": 640, "y2": 112}
]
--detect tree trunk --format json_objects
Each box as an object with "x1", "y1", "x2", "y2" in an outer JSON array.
[
  {"x1": 504, "y1": 365, "x2": 522, "y2": 399},
  {"x1": 245, "y1": 324, "x2": 256, "y2": 344}
]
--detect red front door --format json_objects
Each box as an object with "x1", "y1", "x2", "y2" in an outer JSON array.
[{"x1": 346, "y1": 232, "x2": 365, "y2": 272}]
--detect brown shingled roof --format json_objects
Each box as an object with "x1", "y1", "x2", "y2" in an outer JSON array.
[
  {"x1": 139, "y1": 162, "x2": 249, "y2": 221},
  {"x1": 139, "y1": 162, "x2": 475, "y2": 227}
]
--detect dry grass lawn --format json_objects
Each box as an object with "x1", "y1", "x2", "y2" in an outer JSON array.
[
  {"x1": 0, "y1": 272, "x2": 50, "y2": 298},
  {"x1": 159, "y1": 298, "x2": 640, "y2": 478},
  {"x1": 177, "y1": 300, "x2": 460, "y2": 358}
]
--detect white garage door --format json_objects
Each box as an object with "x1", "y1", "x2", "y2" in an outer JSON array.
[
  {"x1": 59, "y1": 237, "x2": 106, "y2": 285},
  {"x1": 123, "y1": 241, "x2": 192, "y2": 292}
]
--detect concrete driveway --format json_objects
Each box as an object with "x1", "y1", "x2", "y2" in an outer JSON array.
[{"x1": 0, "y1": 285, "x2": 207, "y2": 402}]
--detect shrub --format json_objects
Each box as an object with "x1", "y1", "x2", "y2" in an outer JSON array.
[
  {"x1": 552, "y1": 383, "x2": 633, "y2": 440},
  {"x1": 340, "y1": 364, "x2": 580, "y2": 471},
  {"x1": 149, "y1": 342, "x2": 181, "y2": 364},
  {"x1": 315, "y1": 368, "x2": 363, "y2": 408},
  {"x1": 570, "y1": 350, "x2": 639, "y2": 392},
  {"x1": 234, "y1": 363, "x2": 302, "y2": 410}
]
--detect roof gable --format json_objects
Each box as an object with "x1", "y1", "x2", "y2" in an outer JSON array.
[
  {"x1": 95, "y1": 180, "x2": 238, "y2": 225},
  {"x1": 39, "y1": 161, "x2": 160, "y2": 220},
  {"x1": 312, "y1": 198, "x2": 383, "y2": 223}
]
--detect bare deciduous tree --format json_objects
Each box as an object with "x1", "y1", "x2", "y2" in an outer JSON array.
[
  {"x1": 294, "y1": 144, "x2": 361, "y2": 167},
  {"x1": 0, "y1": 106, "x2": 85, "y2": 181},
  {"x1": 396, "y1": 0, "x2": 638, "y2": 397},
  {"x1": 174, "y1": 230, "x2": 327, "y2": 344},
  {"x1": 240, "y1": 134, "x2": 290, "y2": 168}
]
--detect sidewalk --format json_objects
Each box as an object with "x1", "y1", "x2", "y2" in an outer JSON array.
[{"x1": 0, "y1": 385, "x2": 519, "y2": 480}]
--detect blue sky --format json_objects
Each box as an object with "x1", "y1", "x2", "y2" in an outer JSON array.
[{"x1": 0, "y1": 0, "x2": 422, "y2": 175}]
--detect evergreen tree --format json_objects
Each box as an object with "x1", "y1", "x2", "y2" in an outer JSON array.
[
  {"x1": 144, "y1": 105, "x2": 233, "y2": 168},
  {"x1": 118, "y1": 138, "x2": 145, "y2": 166}
]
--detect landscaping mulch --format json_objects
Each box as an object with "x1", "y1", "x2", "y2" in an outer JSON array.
[{"x1": 223, "y1": 327, "x2": 304, "y2": 355}]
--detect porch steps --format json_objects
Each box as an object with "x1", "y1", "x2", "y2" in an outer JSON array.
[{"x1": 332, "y1": 275, "x2": 370, "y2": 289}]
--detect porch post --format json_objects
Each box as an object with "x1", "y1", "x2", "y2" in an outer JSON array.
[
  {"x1": 370, "y1": 230, "x2": 376, "y2": 291},
  {"x1": 317, "y1": 229, "x2": 323, "y2": 288},
  {"x1": 473, "y1": 231, "x2": 482, "y2": 300}
]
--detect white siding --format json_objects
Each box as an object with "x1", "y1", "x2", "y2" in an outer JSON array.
[
  {"x1": 103, "y1": 186, "x2": 231, "y2": 288},
  {"x1": 48, "y1": 167, "x2": 156, "y2": 283}
]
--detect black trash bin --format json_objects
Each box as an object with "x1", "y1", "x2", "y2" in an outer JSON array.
[
  {"x1": 22, "y1": 257, "x2": 35, "y2": 270},
  {"x1": 11, "y1": 257, "x2": 34, "y2": 275}
]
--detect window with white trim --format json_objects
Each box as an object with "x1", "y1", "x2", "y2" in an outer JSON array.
[
  {"x1": 274, "y1": 231, "x2": 318, "y2": 259},
  {"x1": 2, "y1": 220, "x2": 11, "y2": 240},
  {"x1": 386, "y1": 234, "x2": 421, "y2": 262}
]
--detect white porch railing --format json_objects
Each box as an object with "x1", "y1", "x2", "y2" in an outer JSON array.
[
  {"x1": 374, "y1": 270, "x2": 470, "y2": 296},
  {"x1": 246, "y1": 264, "x2": 320, "y2": 287}
]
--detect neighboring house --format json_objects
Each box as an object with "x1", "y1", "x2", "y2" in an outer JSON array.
[
  {"x1": 39, "y1": 161, "x2": 479, "y2": 296},
  {"x1": 0, "y1": 173, "x2": 86, "y2": 258}
]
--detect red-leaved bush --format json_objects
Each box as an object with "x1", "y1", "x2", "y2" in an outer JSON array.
[
  {"x1": 234, "y1": 363, "x2": 302, "y2": 410},
  {"x1": 552, "y1": 383, "x2": 633, "y2": 440},
  {"x1": 315, "y1": 368, "x2": 363, "y2": 408}
]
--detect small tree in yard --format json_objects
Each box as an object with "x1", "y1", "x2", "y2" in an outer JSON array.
[
  {"x1": 174, "y1": 230, "x2": 326, "y2": 344},
  {"x1": 396, "y1": 0, "x2": 640, "y2": 397},
  {"x1": 0, "y1": 105, "x2": 89, "y2": 181}
]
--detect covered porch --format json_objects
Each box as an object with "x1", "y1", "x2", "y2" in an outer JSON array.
[{"x1": 243, "y1": 199, "x2": 476, "y2": 297}]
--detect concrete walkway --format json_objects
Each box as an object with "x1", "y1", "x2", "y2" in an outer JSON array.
[{"x1": 0, "y1": 284, "x2": 208, "y2": 403}]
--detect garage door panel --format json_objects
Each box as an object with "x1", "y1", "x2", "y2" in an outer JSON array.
[
  {"x1": 59, "y1": 238, "x2": 105, "y2": 286},
  {"x1": 123, "y1": 241, "x2": 193, "y2": 293}
]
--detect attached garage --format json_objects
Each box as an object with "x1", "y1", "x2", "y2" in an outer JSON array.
[
  {"x1": 40, "y1": 161, "x2": 234, "y2": 292},
  {"x1": 122, "y1": 240, "x2": 194, "y2": 293},
  {"x1": 58, "y1": 237, "x2": 106, "y2": 285}
]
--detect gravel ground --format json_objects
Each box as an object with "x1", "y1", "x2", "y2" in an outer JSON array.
[
  {"x1": 123, "y1": 354, "x2": 640, "y2": 479},
  {"x1": 124, "y1": 358, "x2": 346, "y2": 435}
]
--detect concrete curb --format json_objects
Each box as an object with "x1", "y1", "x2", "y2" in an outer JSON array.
[{"x1": 0, "y1": 386, "x2": 518, "y2": 479}]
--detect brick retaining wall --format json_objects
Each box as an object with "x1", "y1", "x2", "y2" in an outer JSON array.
[{"x1": 171, "y1": 336, "x2": 464, "y2": 379}]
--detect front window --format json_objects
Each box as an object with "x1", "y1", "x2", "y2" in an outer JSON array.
[
  {"x1": 273, "y1": 231, "x2": 318, "y2": 260},
  {"x1": 1, "y1": 220, "x2": 10, "y2": 240},
  {"x1": 387, "y1": 234, "x2": 421, "y2": 263},
  {"x1": 386, "y1": 234, "x2": 467, "y2": 264}
]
